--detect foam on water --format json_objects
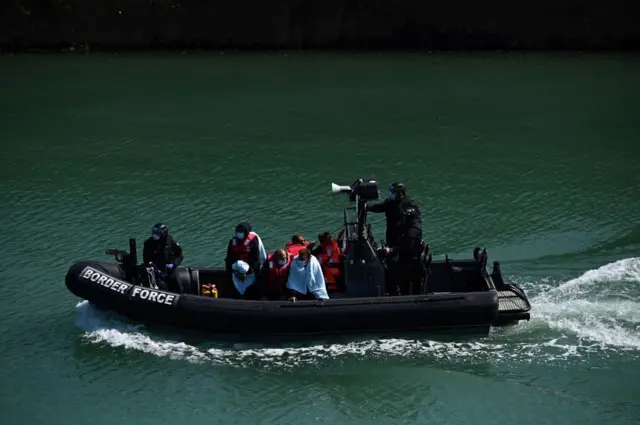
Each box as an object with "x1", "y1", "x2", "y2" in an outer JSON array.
[
  {"x1": 524, "y1": 256, "x2": 640, "y2": 350},
  {"x1": 73, "y1": 257, "x2": 640, "y2": 369}
]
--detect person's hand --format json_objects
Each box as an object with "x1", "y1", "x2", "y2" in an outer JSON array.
[
  {"x1": 289, "y1": 296, "x2": 297, "y2": 303},
  {"x1": 167, "y1": 264, "x2": 174, "y2": 271},
  {"x1": 383, "y1": 247, "x2": 392, "y2": 255}
]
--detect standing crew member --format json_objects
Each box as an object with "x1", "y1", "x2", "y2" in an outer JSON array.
[
  {"x1": 381, "y1": 206, "x2": 425, "y2": 295},
  {"x1": 366, "y1": 182, "x2": 420, "y2": 248},
  {"x1": 225, "y1": 222, "x2": 267, "y2": 279},
  {"x1": 261, "y1": 248, "x2": 292, "y2": 300},
  {"x1": 367, "y1": 183, "x2": 425, "y2": 295},
  {"x1": 142, "y1": 223, "x2": 184, "y2": 291},
  {"x1": 313, "y1": 232, "x2": 344, "y2": 292}
]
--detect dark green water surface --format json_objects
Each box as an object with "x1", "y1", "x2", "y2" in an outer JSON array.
[{"x1": 1, "y1": 53, "x2": 639, "y2": 424}]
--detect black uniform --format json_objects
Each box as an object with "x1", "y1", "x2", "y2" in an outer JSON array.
[
  {"x1": 142, "y1": 234, "x2": 183, "y2": 270},
  {"x1": 367, "y1": 197, "x2": 420, "y2": 247},
  {"x1": 368, "y1": 197, "x2": 424, "y2": 295},
  {"x1": 388, "y1": 206, "x2": 424, "y2": 295},
  {"x1": 142, "y1": 226, "x2": 184, "y2": 292}
]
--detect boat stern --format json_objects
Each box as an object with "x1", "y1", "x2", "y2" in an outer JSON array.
[{"x1": 493, "y1": 283, "x2": 531, "y2": 326}]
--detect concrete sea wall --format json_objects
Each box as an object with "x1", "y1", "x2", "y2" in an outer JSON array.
[{"x1": 2, "y1": 0, "x2": 638, "y2": 51}]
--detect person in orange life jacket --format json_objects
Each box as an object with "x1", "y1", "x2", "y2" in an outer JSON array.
[
  {"x1": 286, "y1": 248, "x2": 329, "y2": 302},
  {"x1": 312, "y1": 232, "x2": 344, "y2": 291},
  {"x1": 260, "y1": 248, "x2": 292, "y2": 300},
  {"x1": 285, "y1": 234, "x2": 311, "y2": 257},
  {"x1": 224, "y1": 222, "x2": 267, "y2": 279}
]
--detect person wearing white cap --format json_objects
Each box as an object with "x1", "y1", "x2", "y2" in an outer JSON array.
[{"x1": 231, "y1": 260, "x2": 259, "y2": 299}]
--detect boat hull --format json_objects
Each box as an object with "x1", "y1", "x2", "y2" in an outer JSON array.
[{"x1": 66, "y1": 260, "x2": 502, "y2": 338}]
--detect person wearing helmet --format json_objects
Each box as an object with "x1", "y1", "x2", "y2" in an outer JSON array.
[
  {"x1": 142, "y1": 223, "x2": 184, "y2": 285},
  {"x1": 384, "y1": 205, "x2": 425, "y2": 295},
  {"x1": 367, "y1": 183, "x2": 424, "y2": 295},
  {"x1": 366, "y1": 182, "x2": 420, "y2": 247}
]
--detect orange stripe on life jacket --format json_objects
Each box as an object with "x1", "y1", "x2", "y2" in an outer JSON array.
[{"x1": 316, "y1": 240, "x2": 344, "y2": 290}]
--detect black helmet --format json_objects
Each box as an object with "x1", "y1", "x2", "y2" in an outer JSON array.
[
  {"x1": 151, "y1": 223, "x2": 168, "y2": 241},
  {"x1": 388, "y1": 182, "x2": 406, "y2": 200}
]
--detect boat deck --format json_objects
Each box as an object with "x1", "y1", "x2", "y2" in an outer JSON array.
[{"x1": 497, "y1": 290, "x2": 530, "y2": 312}]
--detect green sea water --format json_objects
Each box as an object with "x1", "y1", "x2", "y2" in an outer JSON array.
[{"x1": 1, "y1": 52, "x2": 639, "y2": 424}]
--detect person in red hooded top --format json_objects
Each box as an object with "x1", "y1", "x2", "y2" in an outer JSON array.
[
  {"x1": 312, "y1": 231, "x2": 344, "y2": 292},
  {"x1": 285, "y1": 234, "x2": 310, "y2": 257},
  {"x1": 259, "y1": 248, "x2": 293, "y2": 300}
]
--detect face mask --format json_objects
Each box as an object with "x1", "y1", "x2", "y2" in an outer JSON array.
[
  {"x1": 299, "y1": 258, "x2": 308, "y2": 265},
  {"x1": 388, "y1": 190, "x2": 396, "y2": 201},
  {"x1": 152, "y1": 233, "x2": 160, "y2": 241},
  {"x1": 236, "y1": 232, "x2": 245, "y2": 239},
  {"x1": 278, "y1": 259, "x2": 286, "y2": 266}
]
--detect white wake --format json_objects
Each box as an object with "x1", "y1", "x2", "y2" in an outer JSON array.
[{"x1": 73, "y1": 257, "x2": 640, "y2": 368}]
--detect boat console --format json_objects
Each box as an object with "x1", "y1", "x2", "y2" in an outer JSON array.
[{"x1": 331, "y1": 178, "x2": 389, "y2": 297}]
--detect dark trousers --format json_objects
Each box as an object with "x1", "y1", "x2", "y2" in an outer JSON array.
[
  {"x1": 156, "y1": 275, "x2": 182, "y2": 294},
  {"x1": 387, "y1": 255, "x2": 424, "y2": 295},
  {"x1": 140, "y1": 266, "x2": 181, "y2": 293},
  {"x1": 227, "y1": 278, "x2": 262, "y2": 300},
  {"x1": 263, "y1": 285, "x2": 286, "y2": 301}
]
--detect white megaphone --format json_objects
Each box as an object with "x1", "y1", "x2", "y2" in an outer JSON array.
[{"x1": 331, "y1": 182, "x2": 352, "y2": 194}]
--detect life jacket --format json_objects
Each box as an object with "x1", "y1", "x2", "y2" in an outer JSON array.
[
  {"x1": 316, "y1": 240, "x2": 344, "y2": 291},
  {"x1": 265, "y1": 252, "x2": 291, "y2": 296},
  {"x1": 230, "y1": 231, "x2": 258, "y2": 262},
  {"x1": 285, "y1": 241, "x2": 308, "y2": 257}
]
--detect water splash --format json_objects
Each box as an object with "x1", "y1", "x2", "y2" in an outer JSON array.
[
  {"x1": 524, "y1": 257, "x2": 640, "y2": 350},
  {"x1": 73, "y1": 257, "x2": 640, "y2": 369}
]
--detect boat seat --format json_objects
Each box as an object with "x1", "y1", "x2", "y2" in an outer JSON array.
[{"x1": 444, "y1": 257, "x2": 467, "y2": 292}]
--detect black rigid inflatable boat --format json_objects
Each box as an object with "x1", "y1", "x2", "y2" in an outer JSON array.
[{"x1": 65, "y1": 178, "x2": 531, "y2": 339}]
